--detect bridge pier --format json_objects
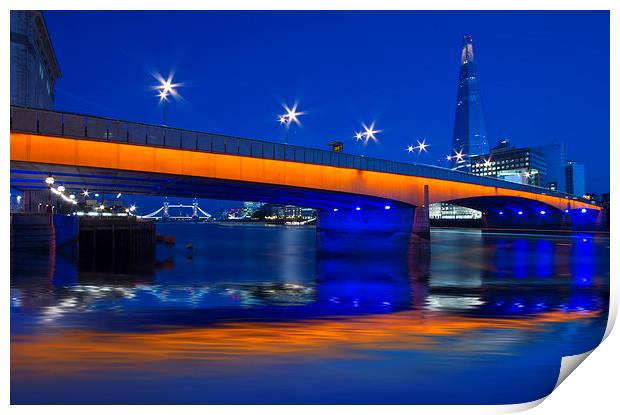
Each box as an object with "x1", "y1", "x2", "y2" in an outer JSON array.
[
  {"x1": 413, "y1": 184, "x2": 430, "y2": 240},
  {"x1": 316, "y1": 207, "x2": 430, "y2": 257}
]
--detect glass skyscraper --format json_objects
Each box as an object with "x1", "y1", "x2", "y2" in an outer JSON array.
[
  {"x1": 532, "y1": 142, "x2": 567, "y2": 192},
  {"x1": 566, "y1": 160, "x2": 586, "y2": 196},
  {"x1": 450, "y1": 35, "x2": 489, "y2": 171}
]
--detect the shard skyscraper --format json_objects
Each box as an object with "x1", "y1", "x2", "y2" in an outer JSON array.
[{"x1": 450, "y1": 34, "x2": 489, "y2": 171}]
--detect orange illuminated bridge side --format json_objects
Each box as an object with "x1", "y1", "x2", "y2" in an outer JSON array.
[{"x1": 10, "y1": 128, "x2": 603, "y2": 246}]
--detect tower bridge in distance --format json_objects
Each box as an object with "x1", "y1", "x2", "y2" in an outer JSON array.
[
  {"x1": 10, "y1": 106, "x2": 603, "y2": 254},
  {"x1": 139, "y1": 198, "x2": 212, "y2": 222}
]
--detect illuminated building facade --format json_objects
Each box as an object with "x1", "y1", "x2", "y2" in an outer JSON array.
[
  {"x1": 268, "y1": 205, "x2": 315, "y2": 219},
  {"x1": 429, "y1": 203, "x2": 481, "y2": 220},
  {"x1": 470, "y1": 139, "x2": 547, "y2": 187},
  {"x1": 450, "y1": 34, "x2": 489, "y2": 171}
]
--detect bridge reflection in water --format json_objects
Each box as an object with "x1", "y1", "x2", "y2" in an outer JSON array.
[{"x1": 10, "y1": 225, "x2": 609, "y2": 404}]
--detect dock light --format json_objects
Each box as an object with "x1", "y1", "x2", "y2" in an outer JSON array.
[
  {"x1": 540, "y1": 210, "x2": 546, "y2": 215},
  {"x1": 69, "y1": 194, "x2": 76, "y2": 200},
  {"x1": 95, "y1": 193, "x2": 100, "y2": 197},
  {"x1": 57, "y1": 184, "x2": 65, "y2": 192},
  {"x1": 564, "y1": 209, "x2": 569, "y2": 213},
  {"x1": 499, "y1": 211, "x2": 504, "y2": 215},
  {"x1": 355, "y1": 206, "x2": 361, "y2": 211},
  {"x1": 45, "y1": 174, "x2": 55, "y2": 185},
  {"x1": 518, "y1": 211, "x2": 523, "y2": 215},
  {"x1": 129, "y1": 205, "x2": 136, "y2": 212},
  {"x1": 82, "y1": 190, "x2": 89, "y2": 197},
  {"x1": 333, "y1": 208, "x2": 339, "y2": 212},
  {"x1": 581, "y1": 208, "x2": 587, "y2": 213},
  {"x1": 384, "y1": 205, "x2": 391, "y2": 210}
]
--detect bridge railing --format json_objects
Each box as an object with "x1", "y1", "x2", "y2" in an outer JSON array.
[{"x1": 10, "y1": 105, "x2": 594, "y2": 205}]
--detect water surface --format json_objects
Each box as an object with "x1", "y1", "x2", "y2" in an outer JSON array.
[{"x1": 10, "y1": 224, "x2": 609, "y2": 404}]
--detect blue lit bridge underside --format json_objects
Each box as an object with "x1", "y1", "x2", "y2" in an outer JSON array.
[
  {"x1": 12, "y1": 160, "x2": 604, "y2": 255},
  {"x1": 11, "y1": 162, "x2": 408, "y2": 210}
]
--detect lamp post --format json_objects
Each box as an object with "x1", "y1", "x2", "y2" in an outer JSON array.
[
  {"x1": 154, "y1": 74, "x2": 179, "y2": 126},
  {"x1": 354, "y1": 132, "x2": 364, "y2": 156},
  {"x1": 278, "y1": 102, "x2": 304, "y2": 146},
  {"x1": 160, "y1": 91, "x2": 168, "y2": 125},
  {"x1": 45, "y1": 173, "x2": 54, "y2": 213},
  {"x1": 357, "y1": 122, "x2": 381, "y2": 157},
  {"x1": 407, "y1": 139, "x2": 429, "y2": 163}
]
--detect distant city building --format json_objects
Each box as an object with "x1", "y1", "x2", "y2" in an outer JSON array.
[
  {"x1": 242, "y1": 201, "x2": 265, "y2": 217},
  {"x1": 261, "y1": 204, "x2": 315, "y2": 220},
  {"x1": 450, "y1": 34, "x2": 490, "y2": 172},
  {"x1": 531, "y1": 142, "x2": 567, "y2": 192},
  {"x1": 470, "y1": 139, "x2": 547, "y2": 187},
  {"x1": 225, "y1": 203, "x2": 316, "y2": 221},
  {"x1": 429, "y1": 203, "x2": 481, "y2": 220},
  {"x1": 566, "y1": 160, "x2": 586, "y2": 196},
  {"x1": 11, "y1": 10, "x2": 61, "y2": 109}
]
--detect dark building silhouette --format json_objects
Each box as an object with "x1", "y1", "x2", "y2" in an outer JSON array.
[
  {"x1": 450, "y1": 34, "x2": 489, "y2": 171},
  {"x1": 10, "y1": 10, "x2": 61, "y2": 109}
]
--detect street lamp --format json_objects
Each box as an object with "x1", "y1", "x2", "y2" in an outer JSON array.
[
  {"x1": 407, "y1": 139, "x2": 430, "y2": 162},
  {"x1": 416, "y1": 139, "x2": 429, "y2": 153},
  {"x1": 277, "y1": 102, "x2": 304, "y2": 146},
  {"x1": 356, "y1": 122, "x2": 381, "y2": 156},
  {"x1": 154, "y1": 74, "x2": 179, "y2": 126},
  {"x1": 44, "y1": 174, "x2": 55, "y2": 213},
  {"x1": 361, "y1": 122, "x2": 380, "y2": 144},
  {"x1": 159, "y1": 90, "x2": 169, "y2": 125}
]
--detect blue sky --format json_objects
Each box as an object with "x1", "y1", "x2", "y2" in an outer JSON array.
[{"x1": 43, "y1": 10, "x2": 610, "y2": 213}]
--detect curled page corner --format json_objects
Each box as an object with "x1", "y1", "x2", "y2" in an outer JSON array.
[
  {"x1": 554, "y1": 350, "x2": 594, "y2": 390},
  {"x1": 603, "y1": 296, "x2": 617, "y2": 341},
  {"x1": 501, "y1": 396, "x2": 547, "y2": 414}
]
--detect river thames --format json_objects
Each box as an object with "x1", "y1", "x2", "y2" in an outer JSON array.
[{"x1": 10, "y1": 224, "x2": 609, "y2": 404}]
